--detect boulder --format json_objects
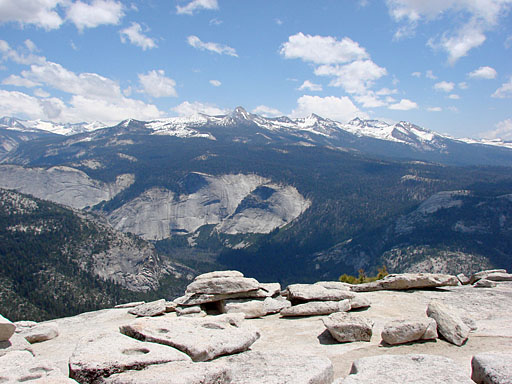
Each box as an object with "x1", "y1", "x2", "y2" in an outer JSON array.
[
  {"x1": 286, "y1": 284, "x2": 355, "y2": 303},
  {"x1": 120, "y1": 314, "x2": 260, "y2": 362},
  {"x1": 341, "y1": 354, "x2": 474, "y2": 383},
  {"x1": 194, "y1": 270, "x2": 244, "y2": 280},
  {"x1": 128, "y1": 299, "x2": 167, "y2": 317},
  {"x1": 263, "y1": 296, "x2": 291, "y2": 314},
  {"x1": 314, "y1": 281, "x2": 352, "y2": 291},
  {"x1": 471, "y1": 353, "x2": 512, "y2": 384},
  {"x1": 165, "y1": 301, "x2": 177, "y2": 313},
  {"x1": 483, "y1": 272, "x2": 512, "y2": 282},
  {"x1": 218, "y1": 350, "x2": 334, "y2": 384},
  {"x1": 349, "y1": 295, "x2": 371, "y2": 310},
  {"x1": 474, "y1": 279, "x2": 497, "y2": 288},
  {"x1": 174, "y1": 285, "x2": 279, "y2": 307},
  {"x1": 69, "y1": 332, "x2": 190, "y2": 383},
  {"x1": 280, "y1": 300, "x2": 350, "y2": 317},
  {"x1": 470, "y1": 269, "x2": 507, "y2": 284},
  {"x1": 21, "y1": 323, "x2": 59, "y2": 344},
  {"x1": 13, "y1": 320, "x2": 37, "y2": 333},
  {"x1": 426, "y1": 300, "x2": 469, "y2": 346},
  {"x1": 175, "y1": 306, "x2": 206, "y2": 317},
  {"x1": 323, "y1": 313, "x2": 374, "y2": 343},
  {"x1": 114, "y1": 301, "x2": 145, "y2": 309},
  {"x1": 381, "y1": 319, "x2": 437, "y2": 345},
  {"x1": 225, "y1": 300, "x2": 266, "y2": 319},
  {"x1": 456, "y1": 273, "x2": 470, "y2": 285},
  {"x1": 102, "y1": 361, "x2": 232, "y2": 384},
  {"x1": 0, "y1": 314, "x2": 15, "y2": 341},
  {"x1": 351, "y1": 273, "x2": 459, "y2": 292},
  {"x1": 185, "y1": 276, "x2": 260, "y2": 295},
  {"x1": 0, "y1": 350, "x2": 77, "y2": 383},
  {"x1": 0, "y1": 333, "x2": 33, "y2": 358}
]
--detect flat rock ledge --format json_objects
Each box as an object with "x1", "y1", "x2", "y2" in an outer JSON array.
[
  {"x1": 286, "y1": 284, "x2": 355, "y2": 304},
  {"x1": 128, "y1": 299, "x2": 167, "y2": 317},
  {"x1": 427, "y1": 299, "x2": 469, "y2": 346},
  {"x1": 471, "y1": 353, "x2": 512, "y2": 384},
  {"x1": 338, "y1": 354, "x2": 475, "y2": 384},
  {"x1": 0, "y1": 333, "x2": 33, "y2": 358},
  {"x1": 323, "y1": 312, "x2": 374, "y2": 343},
  {"x1": 280, "y1": 300, "x2": 350, "y2": 317},
  {"x1": 69, "y1": 332, "x2": 190, "y2": 383},
  {"x1": 351, "y1": 273, "x2": 459, "y2": 292},
  {"x1": 218, "y1": 350, "x2": 334, "y2": 384},
  {"x1": 120, "y1": 313, "x2": 260, "y2": 362},
  {"x1": 381, "y1": 318, "x2": 438, "y2": 345},
  {"x1": 21, "y1": 322, "x2": 59, "y2": 344}
]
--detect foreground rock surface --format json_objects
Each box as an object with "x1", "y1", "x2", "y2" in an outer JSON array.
[
  {"x1": 340, "y1": 354, "x2": 474, "y2": 384},
  {"x1": 218, "y1": 350, "x2": 334, "y2": 384},
  {"x1": 352, "y1": 273, "x2": 459, "y2": 292},
  {"x1": 69, "y1": 332, "x2": 190, "y2": 383},
  {"x1": 120, "y1": 314, "x2": 260, "y2": 361},
  {"x1": 471, "y1": 353, "x2": 512, "y2": 384},
  {"x1": 427, "y1": 299, "x2": 470, "y2": 346},
  {"x1": 0, "y1": 333, "x2": 33, "y2": 357}
]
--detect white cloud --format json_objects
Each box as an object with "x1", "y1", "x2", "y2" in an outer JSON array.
[
  {"x1": 411, "y1": 71, "x2": 421, "y2": 77},
  {"x1": 298, "y1": 80, "x2": 322, "y2": 92},
  {"x1": 0, "y1": 39, "x2": 46, "y2": 65},
  {"x1": 66, "y1": 0, "x2": 124, "y2": 31},
  {"x1": 252, "y1": 105, "x2": 283, "y2": 117},
  {"x1": 315, "y1": 60, "x2": 387, "y2": 94},
  {"x1": 209, "y1": 79, "x2": 221, "y2": 87},
  {"x1": 33, "y1": 88, "x2": 50, "y2": 98},
  {"x1": 0, "y1": 90, "x2": 45, "y2": 118},
  {"x1": 434, "y1": 81, "x2": 455, "y2": 92},
  {"x1": 458, "y1": 81, "x2": 469, "y2": 89},
  {"x1": 426, "y1": 70, "x2": 437, "y2": 79},
  {"x1": 280, "y1": 33, "x2": 368, "y2": 65},
  {"x1": 376, "y1": 88, "x2": 398, "y2": 96},
  {"x1": 354, "y1": 92, "x2": 387, "y2": 108},
  {"x1": 172, "y1": 101, "x2": 227, "y2": 116},
  {"x1": 187, "y1": 35, "x2": 238, "y2": 57},
  {"x1": 492, "y1": 76, "x2": 512, "y2": 98},
  {"x1": 177, "y1": 0, "x2": 218, "y2": 15},
  {"x1": 427, "y1": 106, "x2": 442, "y2": 112},
  {"x1": 0, "y1": 0, "x2": 63, "y2": 30},
  {"x1": 388, "y1": 98, "x2": 418, "y2": 110},
  {"x1": 138, "y1": 70, "x2": 177, "y2": 98},
  {"x1": 2, "y1": 74, "x2": 41, "y2": 88},
  {"x1": 480, "y1": 118, "x2": 512, "y2": 140},
  {"x1": 433, "y1": 21, "x2": 487, "y2": 65},
  {"x1": 468, "y1": 65, "x2": 497, "y2": 79},
  {"x1": 120, "y1": 22, "x2": 157, "y2": 50},
  {"x1": 291, "y1": 95, "x2": 367, "y2": 122},
  {"x1": 448, "y1": 94, "x2": 460, "y2": 99},
  {"x1": 24, "y1": 39, "x2": 37, "y2": 52}
]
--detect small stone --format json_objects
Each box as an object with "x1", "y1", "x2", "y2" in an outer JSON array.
[
  {"x1": 473, "y1": 279, "x2": 497, "y2": 288},
  {"x1": 225, "y1": 300, "x2": 266, "y2": 319},
  {"x1": 280, "y1": 300, "x2": 350, "y2": 317},
  {"x1": 263, "y1": 296, "x2": 291, "y2": 314},
  {"x1": 176, "y1": 306, "x2": 206, "y2": 317},
  {"x1": 471, "y1": 353, "x2": 512, "y2": 384},
  {"x1": 21, "y1": 323, "x2": 59, "y2": 344},
  {"x1": 427, "y1": 300, "x2": 469, "y2": 346},
  {"x1": 381, "y1": 319, "x2": 437, "y2": 345},
  {"x1": 323, "y1": 312, "x2": 374, "y2": 343},
  {"x1": 0, "y1": 314, "x2": 16, "y2": 341},
  {"x1": 128, "y1": 299, "x2": 167, "y2": 317},
  {"x1": 456, "y1": 274, "x2": 470, "y2": 285},
  {"x1": 314, "y1": 281, "x2": 352, "y2": 291},
  {"x1": 349, "y1": 295, "x2": 371, "y2": 310},
  {"x1": 165, "y1": 301, "x2": 177, "y2": 313},
  {"x1": 13, "y1": 321, "x2": 37, "y2": 333},
  {"x1": 115, "y1": 301, "x2": 145, "y2": 309}
]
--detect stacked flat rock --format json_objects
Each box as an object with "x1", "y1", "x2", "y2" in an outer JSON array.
[
  {"x1": 381, "y1": 319, "x2": 438, "y2": 345},
  {"x1": 338, "y1": 354, "x2": 474, "y2": 384},
  {"x1": 120, "y1": 313, "x2": 260, "y2": 362},
  {"x1": 351, "y1": 273, "x2": 459, "y2": 292},
  {"x1": 470, "y1": 269, "x2": 512, "y2": 284}
]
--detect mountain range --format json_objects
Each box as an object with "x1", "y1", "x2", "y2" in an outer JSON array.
[{"x1": 1, "y1": 107, "x2": 511, "y2": 288}]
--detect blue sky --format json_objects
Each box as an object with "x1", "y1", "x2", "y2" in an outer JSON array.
[{"x1": 0, "y1": 0, "x2": 511, "y2": 139}]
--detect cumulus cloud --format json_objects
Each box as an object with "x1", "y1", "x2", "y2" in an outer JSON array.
[
  {"x1": 0, "y1": 39, "x2": 46, "y2": 65},
  {"x1": 411, "y1": 71, "x2": 421, "y2": 78},
  {"x1": 492, "y1": 76, "x2": 512, "y2": 98},
  {"x1": 120, "y1": 22, "x2": 157, "y2": 50},
  {"x1": 468, "y1": 66, "x2": 497, "y2": 79},
  {"x1": 448, "y1": 94, "x2": 460, "y2": 99},
  {"x1": 354, "y1": 92, "x2": 387, "y2": 108},
  {"x1": 138, "y1": 70, "x2": 177, "y2": 98},
  {"x1": 459, "y1": 82, "x2": 469, "y2": 89},
  {"x1": 66, "y1": 0, "x2": 124, "y2": 31},
  {"x1": 0, "y1": 0, "x2": 63, "y2": 30},
  {"x1": 298, "y1": 80, "x2": 322, "y2": 92},
  {"x1": 480, "y1": 118, "x2": 512, "y2": 140},
  {"x1": 172, "y1": 101, "x2": 227, "y2": 116},
  {"x1": 177, "y1": 0, "x2": 218, "y2": 15},
  {"x1": 187, "y1": 35, "x2": 238, "y2": 57},
  {"x1": 434, "y1": 81, "x2": 455, "y2": 92},
  {"x1": 280, "y1": 33, "x2": 368, "y2": 65},
  {"x1": 388, "y1": 98, "x2": 418, "y2": 110},
  {"x1": 209, "y1": 79, "x2": 221, "y2": 87},
  {"x1": 315, "y1": 60, "x2": 387, "y2": 94},
  {"x1": 426, "y1": 70, "x2": 437, "y2": 80},
  {"x1": 291, "y1": 95, "x2": 366, "y2": 122},
  {"x1": 252, "y1": 105, "x2": 283, "y2": 117},
  {"x1": 427, "y1": 106, "x2": 442, "y2": 112},
  {"x1": 433, "y1": 21, "x2": 487, "y2": 65}
]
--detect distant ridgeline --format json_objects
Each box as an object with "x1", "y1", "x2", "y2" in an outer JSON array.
[{"x1": 0, "y1": 109, "x2": 511, "y2": 296}]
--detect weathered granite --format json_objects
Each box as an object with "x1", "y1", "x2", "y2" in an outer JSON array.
[
  {"x1": 457, "y1": 274, "x2": 470, "y2": 285},
  {"x1": 128, "y1": 299, "x2": 167, "y2": 317},
  {"x1": 194, "y1": 270, "x2": 244, "y2": 280},
  {"x1": 280, "y1": 300, "x2": 351, "y2": 317},
  {"x1": 314, "y1": 281, "x2": 352, "y2": 291},
  {"x1": 185, "y1": 276, "x2": 260, "y2": 295},
  {"x1": 0, "y1": 333, "x2": 33, "y2": 357},
  {"x1": 470, "y1": 269, "x2": 508, "y2": 284},
  {"x1": 381, "y1": 319, "x2": 438, "y2": 345},
  {"x1": 175, "y1": 306, "x2": 207, "y2": 317},
  {"x1": 323, "y1": 313, "x2": 374, "y2": 343},
  {"x1": 22, "y1": 323, "x2": 59, "y2": 344},
  {"x1": 471, "y1": 353, "x2": 512, "y2": 384},
  {"x1": 427, "y1": 299, "x2": 469, "y2": 346},
  {"x1": 286, "y1": 284, "x2": 355, "y2": 303},
  {"x1": 0, "y1": 314, "x2": 15, "y2": 341},
  {"x1": 474, "y1": 279, "x2": 497, "y2": 288},
  {"x1": 348, "y1": 295, "x2": 371, "y2": 310},
  {"x1": 351, "y1": 273, "x2": 459, "y2": 292},
  {"x1": 114, "y1": 302, "x2": 145, "y2": 309}
]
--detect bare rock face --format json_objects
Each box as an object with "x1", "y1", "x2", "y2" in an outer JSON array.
[
  {"x1": 280, "y1": 300, "x2": 351, "y2": 317},
  {"x1": 0, "y1": 333, "x2": 33, "y2": 358},
  {"x1": 457, "y1": 273, "x2": 470, "y2": 285},
  {"x1": 102, "y1": 361, "x2": 232, "y2": 384},
  {"x1": 473, "y1": 279, "x2": 497, "y2": 288},
  {"x1": 471, "y1": 353, "x2": 512, "y2": 384},
  {"x1": 348, "y1": 295, "x2": 371, "y2": 310},
  {"x1": 470, "y1": 269, "x2": 508, "y2": 284},
  {"x1": 340, "y1": 354, "x2": 475, "y2": 384},
  {"x1": 119, "y1": 314, "x2": 260, "y2": 362},
  {"x1": 426, "y1": 300, "x2": 470, "y2": 346},
  {"x1": 224, "y1": 297, "x2": 291, "y2": 318},
  {"x1": 314, "y1": 281, "x2": 352, "y2": 291},
  {"x1": 21, "y1": 323, "x2": 59, "y2": 344},
  {"x1": 286, "y1": 284, "x2": 355, "y2": 303},
  {"x1": 0, "y1": 314, "x2": 15, "y2": 341},
  {"x1": 323, "y1": 313, "x2": 374, "y2": 343},
  {"x1": 69, "y1": 332, "x2": 190, "y2": 383},
  {"x1": 115, "y1": 302, "x2": 145, "y2": 309},
  {"x1": 128, "y1": 299, "x2": 167, "y2": 317},
  {"x1": 351, "y1": 273, "x2": 459, "y2": 292},
  {"x1": 0, "y1": 350, "x2": 77, "y2": 383},
  {"x1": 0, "y1": 165, "x2": 134, "y2": 210},
  {"x1": 194, "y1": 270, "x2": 244, "y2": 280},
  {"x1": 185, "y1": 276, "x2": 260, "y2": 296},
  {"x1": 381, "y1": 319, "x2": 438, "y2": 345},
  {"x1": 218, "y1": 351, "x2": 334, "y2": 384}
]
